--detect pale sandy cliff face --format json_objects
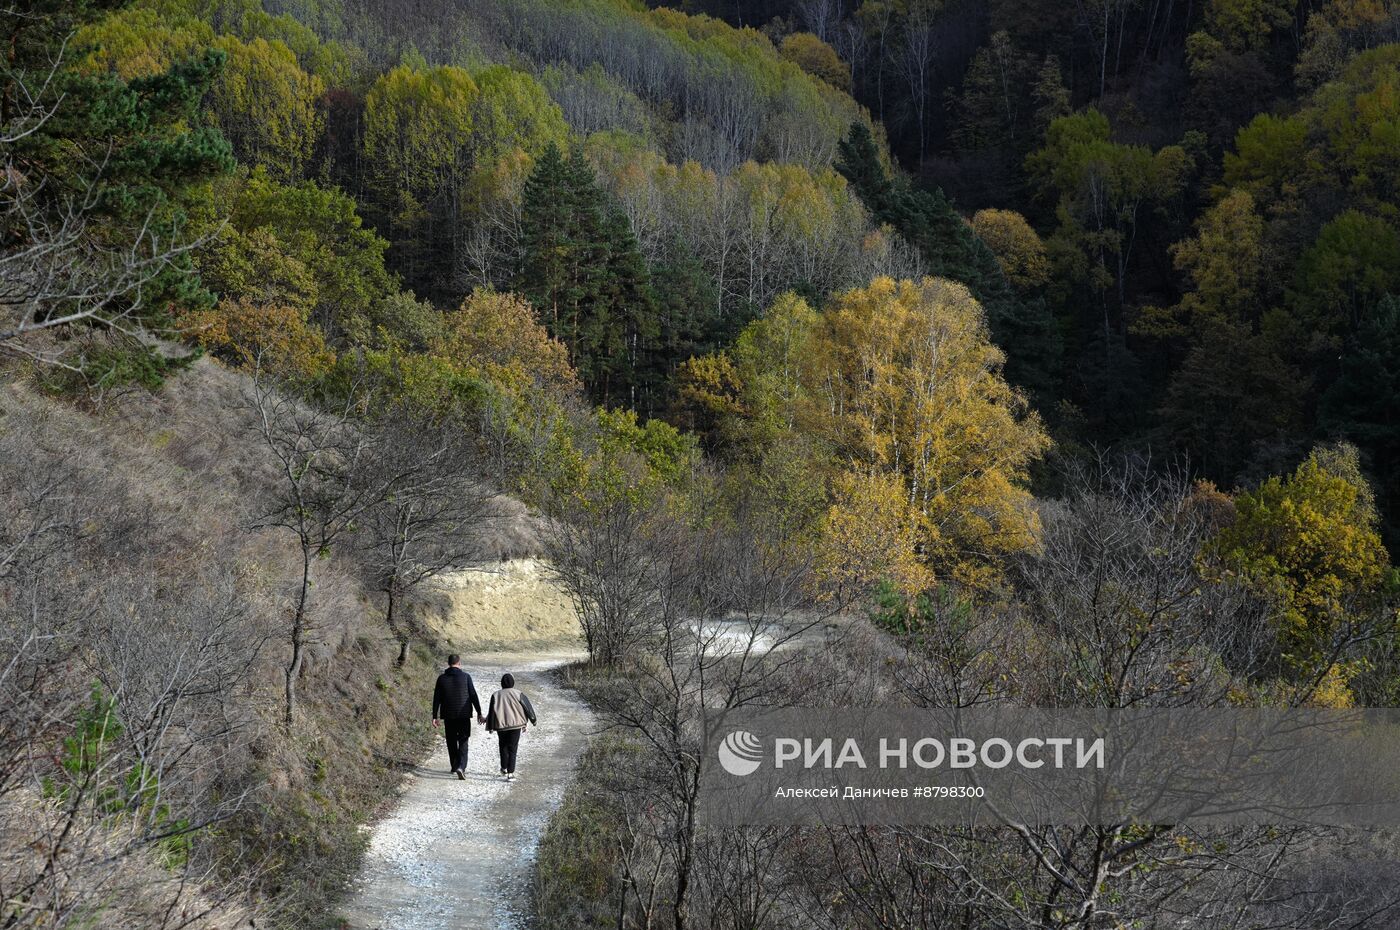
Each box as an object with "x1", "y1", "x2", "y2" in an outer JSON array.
[{"x1": 415, "y1": 558, "x2": 583, "y2": 650}]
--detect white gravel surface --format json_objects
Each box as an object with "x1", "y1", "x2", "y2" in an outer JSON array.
[{"x1": 341, "y1": 652, "x2": 593, "y2": 930}]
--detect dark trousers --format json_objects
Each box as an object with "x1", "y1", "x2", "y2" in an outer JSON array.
[
  {"x1": 443, "y1": 718, "x2": 471, "y2": 772},
  {"x1": 498, "y1": 728, "x2": 523, "y2": 774}
]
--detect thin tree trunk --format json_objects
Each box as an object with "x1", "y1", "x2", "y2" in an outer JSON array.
[
  {"x1": 672, "y1": 768, "x2": 700, "y2": 930},
  {"x1": 388, "y1": 585, "x2": 409, "y2": 666},
  {"x1": 286, "y1": 546, "x2": 312, "y2": 730}
]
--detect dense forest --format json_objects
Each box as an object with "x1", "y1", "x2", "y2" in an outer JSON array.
[
  {"x1": 18, "y1": 0, "x2": 1398, "y2": 536},
  {"x1": 4, "y1": 0, "x2": 1400, "y2": 926},
  {"x1": 672, "y1": 0, "x2": 1400, "y2": 549},
  {"x1": 52, "y1": 0, "x2": 1397, "y2": 544}
]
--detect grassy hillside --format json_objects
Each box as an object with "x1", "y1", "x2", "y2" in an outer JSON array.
[{"x1": 0, "y1": 356, "x2": 544, "y2": 926}]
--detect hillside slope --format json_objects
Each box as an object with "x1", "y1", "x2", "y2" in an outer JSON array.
[{"x1": 0, "y1": 357, "x2": 570, "y2": 926}]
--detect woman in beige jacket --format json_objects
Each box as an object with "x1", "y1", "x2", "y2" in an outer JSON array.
[{"x1": 485, "y1": 673, "x2": 537, "y2": 781}]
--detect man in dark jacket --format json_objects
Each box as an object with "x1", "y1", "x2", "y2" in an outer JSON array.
[{"x1": 432, "y1": 654, "x2": 483, "y2": 779}]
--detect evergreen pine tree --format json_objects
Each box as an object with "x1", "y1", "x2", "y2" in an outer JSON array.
[
  {"x1": 647, "y1": 241, "x2": 720, "y2": 414},
  {"x1": 517, "y1": 145, "x2": 659, "y2": 409},
  {"x1": 3, "y1": 0, "x2": 235, "y2": 383},
  {"x1": 517, "y1": 143, "x2": 575, "y2": 335},
  {"x1": 597, "y1": 203, "x2": 658, "y2": 409}
]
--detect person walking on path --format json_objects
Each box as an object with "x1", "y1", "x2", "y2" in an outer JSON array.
[
  {"x1": 432, "y1": 654, "x2": 483, "y2": 779},
  {"x1": 485, "y1": 673, "x2": 536, "y2": 781}
]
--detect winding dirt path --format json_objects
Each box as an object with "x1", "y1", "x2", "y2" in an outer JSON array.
[{"x1": 341, "y1": 651, "x2": 593, "y2": 930}]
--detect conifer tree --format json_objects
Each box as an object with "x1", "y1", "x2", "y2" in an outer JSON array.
[
  {"x1": 517, "y1": 144, "x2": 575, "y2": 333},
  {"x1": 517, "y1": 144, "x2": 658, "y2": 408},
  {"x1": 1, "y1": 0, "x2": 235, "y2": 381}
]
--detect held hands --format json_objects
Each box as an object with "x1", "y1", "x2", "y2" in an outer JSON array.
[{"x1": 477, "y1": 714, "x2": 486, "y2": 725}]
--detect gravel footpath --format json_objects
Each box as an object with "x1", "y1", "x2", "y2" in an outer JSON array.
[{"x1": 341, "y1": 652, "x2": 593, "y2": 930}]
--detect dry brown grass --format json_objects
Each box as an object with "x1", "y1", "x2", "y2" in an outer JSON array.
[{"x1": 0, "y1": 792, "x2": 256, "y2": 930}]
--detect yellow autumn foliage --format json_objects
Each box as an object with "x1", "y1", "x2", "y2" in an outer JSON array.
[
  {"x1": 433, "y1": 289, "x2": 580, "y2": 398},
  {"x1": 701, "y1": 277, "x2": 1050, "y2": 594},
  {"x1": 970, "y1": 208, "x2": 1051, "y2": 291},
  {"x1": 808, "y1": 277, "x2": 1050, "y2": 588},
  {"x1": 179, "y1": 298, "x2": 335, "y2": 381},
  {"x1": 1212, "y1": 442, "x2": 1391, "y2": 667},
  {"x1": 816, "y1": 471, "x2": 933, "y2": 602}
]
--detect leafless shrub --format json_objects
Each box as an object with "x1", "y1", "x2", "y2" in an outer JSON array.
[
  {"x1": 0, "y1": 399, "x2": 270, "y2": 926},
  {"x1": 542, "y1": 469, "x2": 671, "y2": 667},
  {"x1": 0, "y1": 789, "x2": 256, "y2": 930},
  {"x1": 691, "y1": 827, "x2": 802, "y2": 930},
  {"x1": 246, "y1": 374, "x2": 399, "y2": 728},
  {"x1": 2, "y1": 354, "x2": 477, "y2": 926},
  {"x1": 581, "y1": 482, "x2": 824, "y2": 930},
  {"x1": 1015, "y1": 452, "x2": 1274, "y2": 707},
  {"x1": 777, "y1": 454, "x2": 1380, "y2": 930},
  {"x1": 875, "y1": 586, "x2": 1023, "y2": 709}
]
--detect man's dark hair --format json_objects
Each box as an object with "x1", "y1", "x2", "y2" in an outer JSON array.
[{"x1": 447, "y1": 654, "x2": 460, "y2": 666}]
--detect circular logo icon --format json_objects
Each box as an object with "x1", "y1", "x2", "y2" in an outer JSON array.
[{"x1": 717, "y1": 730, "x2": 763, "y2": 777}]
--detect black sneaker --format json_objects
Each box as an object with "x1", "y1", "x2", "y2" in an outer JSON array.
[{"x1": 456, "y1": 769, "x2": 465, "y2": 780}]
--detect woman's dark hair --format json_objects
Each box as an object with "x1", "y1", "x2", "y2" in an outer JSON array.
[{"x1": 501, "y1": 673, "x2": 515, "y2": 688}]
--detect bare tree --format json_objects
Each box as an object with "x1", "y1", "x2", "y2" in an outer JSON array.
[
  {"x1": 0, "y1": 398, "x2": 266, "y2": 928},
  {"x1": 0, "y1": 162, "x2": 204, "y2": 366},
  {"x1": 543, "y1": 468, "x2": 669, "y2": 667},
  {"x1": 0, "y1": 566, "x2": 268, "y2": 929},
  {"x1": 791, "y1": 454, "x2": 1361, "y2": 930},
  {"x1": 357, "y1": 408, "x2": 501, "y2": 664},
  {"x1": 246, "y1": 374, "x2": 402, "y2": 729},
  {"x1": 800, "y1": 815, "x2": 1392, "y2": 930},
  {"x1": 590, "y1": 485, "x2": 822, "y2": 930},
  {"x1": 834, "y1": 20, "x2": 870, "y2": 95},
  {"x1": 1016, "y1": 453, "x2": 1275, "y2": 708},
  {"x1": 797, "y1": 0, "x2": 844, "y2": 43},
  {"x1": 890, "y1": 7, "x2": 938, "y2": 163},
  {"x1": 1072, "y1": 0, "x2": 1143, "y2": 99}
]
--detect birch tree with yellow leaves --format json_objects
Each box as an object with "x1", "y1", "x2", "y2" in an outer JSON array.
[
  {"x1": 811, "y1": 277, "x2": 1050, "y2": 590},
  {"x1": 686, "y1": 277, "x2": 1050, "y2": 597}
]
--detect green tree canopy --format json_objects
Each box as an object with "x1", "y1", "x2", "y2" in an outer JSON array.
[
  {"x1": 470, "y1": 66, "x2": 569, "y2": 165},
  {"x1": 197, "y1": 170, "x2": 399, "y2": 343},
  {"x1": 3, "y1": 0, "x2": 234, "y2": 382},
  {"x1": 517, "y1": 144, "x2": 659, "y2": 409},
  {"x1": 208, "y1": 34, "x2": 324, "y2": 180},
  {"x1": 1213, "y1": 443, "x2": 1392, "y2": 669},
  {"x1": 1293, "y1": 210, "x2": 1400, "y2": 338}
]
